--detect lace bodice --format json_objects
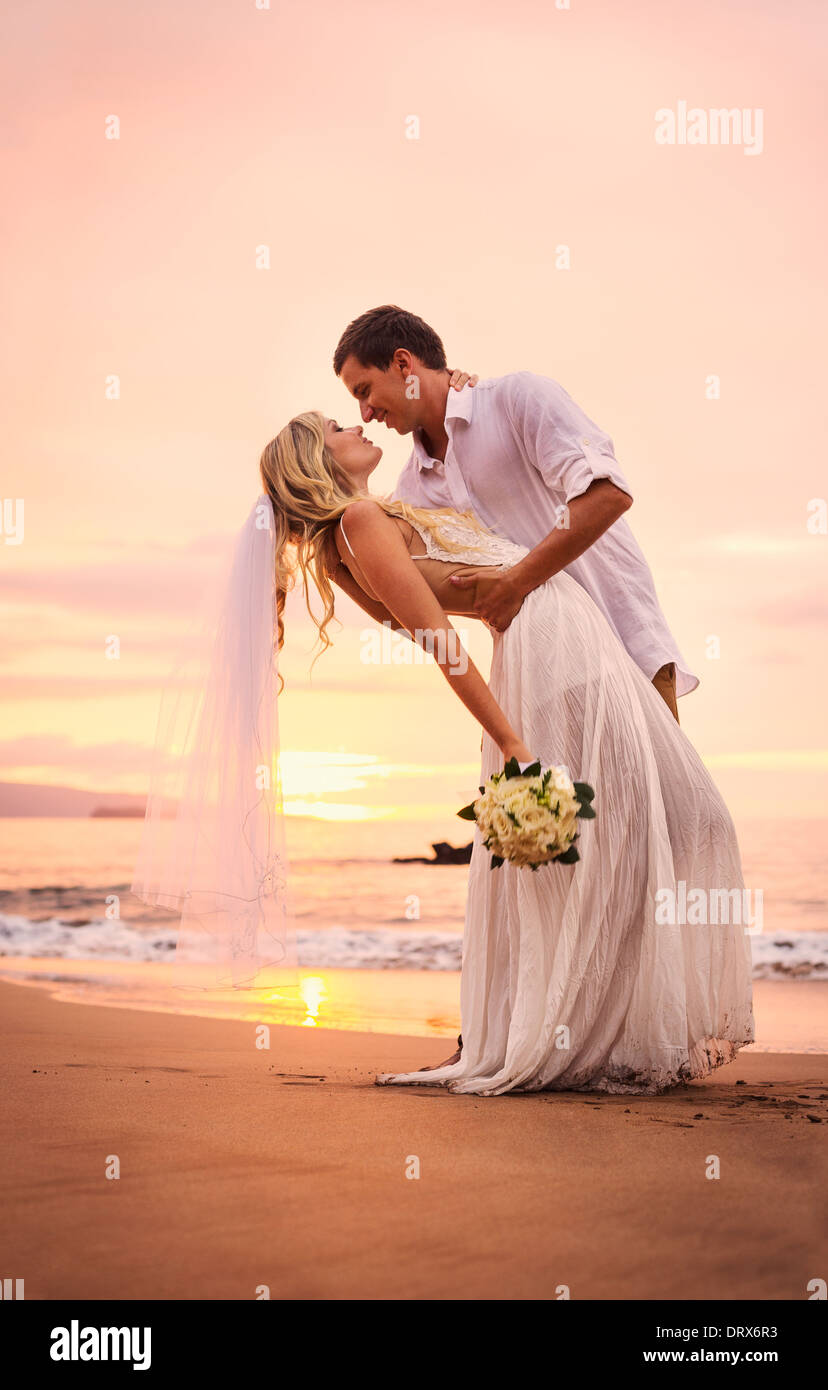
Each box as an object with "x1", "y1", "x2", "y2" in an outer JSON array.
[
  {"x1": 336, "y1": 506, "x2": 532, "y2": 622},
  {"x1": 405, "y1": 512, "x2": 529, "y2": 569}
]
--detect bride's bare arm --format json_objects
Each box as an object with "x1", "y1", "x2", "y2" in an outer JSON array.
[
  {"x1": 340, "y1": 500, "x2": 531, "y2": 760},
  {"x1": 330, "y1": 558, "x2": 411, "y2": 636}
]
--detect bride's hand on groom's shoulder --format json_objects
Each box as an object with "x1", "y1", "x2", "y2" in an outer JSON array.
[
  {"x1": 448, "y1": 369, "x2": 478, "y2": 390},
  {"x1": 451, "y1": 568, "x2": 526, "y2": 631}
]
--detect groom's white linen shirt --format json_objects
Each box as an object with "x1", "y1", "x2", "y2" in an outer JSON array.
[{"x1": 390, "y1": 371, "x2": 698, "y2": 696}]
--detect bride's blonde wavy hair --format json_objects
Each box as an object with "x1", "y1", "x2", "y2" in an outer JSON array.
[{"x1": 259, "y1": 410, "x2": 493, "y2": 681}]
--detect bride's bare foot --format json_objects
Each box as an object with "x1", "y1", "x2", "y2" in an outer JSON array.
[{"x1": 417, "y1": 1034, "x2": 463, "y2": 1072}]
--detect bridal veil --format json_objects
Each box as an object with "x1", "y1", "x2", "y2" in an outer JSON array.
[{"x1": 131, "y1": 494, "x2": 297, "y2": 990}]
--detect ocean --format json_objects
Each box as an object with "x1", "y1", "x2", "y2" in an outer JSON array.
[{"x1": 1, "y1": 816, "x2": 826, "y2": 1047}]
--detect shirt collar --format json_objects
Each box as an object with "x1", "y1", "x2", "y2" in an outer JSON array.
[{"x1": 412, "y1": 383, "x2": 474, "y2": 470}]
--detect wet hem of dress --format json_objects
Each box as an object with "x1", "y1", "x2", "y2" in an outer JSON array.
[{"x1": 375, "y1": 1032, "x2": 756, "y2": 1098}]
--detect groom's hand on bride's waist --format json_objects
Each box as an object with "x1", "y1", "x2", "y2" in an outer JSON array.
[
  {"x1": 451, "y1": 481, "x2": 633, "y2": 633},
  {"x1": 450, "y1": 569, "x2": 526, "y2": 631}
]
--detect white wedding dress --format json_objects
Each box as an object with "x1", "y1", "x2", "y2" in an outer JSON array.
[{"x1": 373, "y1": 512, "x2": 756, "y2": 1096}]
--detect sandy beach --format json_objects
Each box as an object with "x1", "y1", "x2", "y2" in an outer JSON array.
[{"x1": 2, "y1": 977, "x2": 826, "y2": 1301}]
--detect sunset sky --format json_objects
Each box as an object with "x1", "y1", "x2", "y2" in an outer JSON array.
[{"x1": 2, "y1": 0, "x2": 826, "y2": 824}]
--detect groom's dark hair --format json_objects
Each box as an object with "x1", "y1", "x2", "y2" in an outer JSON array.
[{"x1": 333, "y1": 305, "x2": 448, "y2": 375}]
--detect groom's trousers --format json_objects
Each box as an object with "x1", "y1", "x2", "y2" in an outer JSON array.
[{"x1": 652, "y1": 662, "x2": 680, "y2": 723}]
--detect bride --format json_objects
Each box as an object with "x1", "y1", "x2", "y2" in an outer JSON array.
[{"x1": 254, "y1": 405, "x2": 755, "y2": 1098}]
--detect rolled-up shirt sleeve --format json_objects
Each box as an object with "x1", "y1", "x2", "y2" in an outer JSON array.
[{"x1": 504, "y1": 371, "x2": 633, "y2": 505}]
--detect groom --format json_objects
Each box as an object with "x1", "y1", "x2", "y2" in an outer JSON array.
[{"x1": 333, "y1": 304, "x2": 697, "y2": 721}]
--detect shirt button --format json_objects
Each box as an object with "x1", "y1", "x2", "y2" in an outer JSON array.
[{"x1": 582, "y1": 437, "x2": 590, "y2": 445}]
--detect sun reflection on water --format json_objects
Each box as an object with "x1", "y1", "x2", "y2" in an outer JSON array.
[{"x1": 299, "y1": 974, "x2": 327, "y2": 1027}]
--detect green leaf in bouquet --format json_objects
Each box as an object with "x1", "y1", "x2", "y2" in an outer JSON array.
[
  {"x1": 555, "y1": 843, "x2": 580, "y2": 865},
  {"x1": 503, "y1": 756, "x2": 522, "y2": 779},
  {"x1": 521, "y1": 760, "x2": 542, "y2": 778},
  {"x1": 576, "y1": 802, "x2": 596, "y2": 819},
  {"x1": 573, "y1": 781, "x2": 595, "y2": 803},
  {"x1": 457, "y1": 802, "x2": 478, "y2": 821},
  {"x1": 490, "y1": 854, "x2": 504, "y2": 870}
]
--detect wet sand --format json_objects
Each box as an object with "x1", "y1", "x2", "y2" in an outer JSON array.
[{"x1": 2, "y1": 978, "x2": 825, "y2": 1300}]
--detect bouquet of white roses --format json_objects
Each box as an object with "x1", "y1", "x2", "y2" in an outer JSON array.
[{"x1": 458, "y1": 757, "x2": 595, "y2": 870}]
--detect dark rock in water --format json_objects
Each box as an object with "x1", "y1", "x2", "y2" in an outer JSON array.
[{"x1": 393, "y1": 840, "x2": 473, "y2": 865}]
